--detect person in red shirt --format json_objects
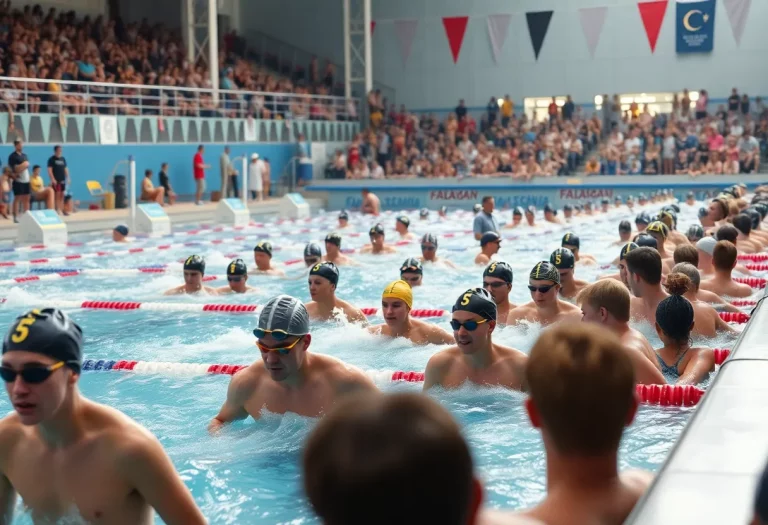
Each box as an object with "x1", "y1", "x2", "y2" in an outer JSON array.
[
  {"x1": 193, "y1": 144, "x2": 210, "y2": 205},
  {"x1": 347, "y1": 137, "x2": 360, "y2": 170},
  {"x1": 548, "y1": 97, "x2": 559, "y2": 123}
]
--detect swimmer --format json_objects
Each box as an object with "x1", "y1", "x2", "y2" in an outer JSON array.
[
  {"x1": 504, "y1": 207, "x2": 524, "y2": 229},
  {"x1": 698, "y1": 206, "x2": 716, "y2": 228},
  {"x1": 744, "y1": 208, "x2": 768, "y2": 244},
  {"x1": 612, "y1": 220, "x2": 632, "y2": 246},
  {"x1": 399, "y1": 258, "x2": 423, "y2": 287},
  {"x1": 492, "y1": 323, "x2": 652, "y2": 525},
  {"x1": 697, "y1": 234, "x2": 752, "y2": 277},
  {"x1": 700, "y1": 240, "x2": 754, "y2": 298},
  {"x1": 562, "y1": 204, "x2": 573, "y2": 221},
  {"x1": 438, "y1": 205, "x2": 448, "y2": 218},
  {"x1": 303, "y1": 242, "x2": 323, "y2": 267},
  {"x1": 600, "y1": 198, "x2": 610, "y2": 213},
  {"x1": 686, "y1": 224, "x2": 705, "y2": 243},
  {"x1": 366, "y1": 281, "x2": 454, "y2": 345},
  {"x1": 669, "y1": 251, "x2": 737, "y2": 310},
  {"x1": 164, "y1": 255, "x2": 218, "y2": 295},
  {"x1": 673, "y1": 243, "x2": 699, "y2": 267},
  {"x1": 475, "y1": 232, "x2": 502, "y2": 265},
  {"x1": 685, "y1": 191, "x2": 696, "y2": 207},
  {"x1": 614, "y1": 195, "x2": 623, "y2": 208},
  {"x1": 626, "y1": 195, "x2": 635, "y2": 209},
  {"x1": 669, "y1": 264, "x2": 739, "y2": 335},
  {"x1": 624, "y1": 247, "x2": 668, "y2": 324},
  {"x1": 419, "y1": 233, "x2": 457, "y2": 268},
  {"x1": 419, "y1": 208, "x2": 429, "y2": 221},
  {"x1": 305, "y1": 262, "x2": 367, "y2": 323},
  {"x1": 645, "y1": 221, "x2": 674, "y2": 272},
  {"x1": 0, "y1": 308, "x2": 206, "y2": 524},
  {"x1": 634, "y1": 233, "x2": 658, "y2": 250},
  {"x1": 361, "y1": 188, "x2": 380, "y2": 215},
  {"x1": 423, "y1": 288, "x2": 527, "y2": 391},
  {"x1": 524, "y1": 206, "x2": 538, "y2": 227},
  {"x1": 252, "y1": 241, "x2": 286, "y2": 276},
  {"x1": 395, "y1": 215, "x2": 418, "y2": 241},
  {"x1": 599, "y1": 242, "x2": 638, "y2": 286},
  {"x1": 561, "y1": 232, "x2": 597, "y2": 265},
  {"x1": 216, "y1": 259, "x2": 257, "y2": 294},
  {"x1": 482, "y1": 261, "x2": 517, "y2": 323},
  {"x1": 658, "y1": 209, "x2": 688, "y2": 246},
  {"x1": 634, "y1": 212, "x2": 651, "y2": 233},
  {"x1": 506, "y1": 262, "x2": 581, "y2": 326},
  {"x1": 337, "y1": 210, "x2": 350, "y2": 229},
  {"x1": 577, "y1": 280, "x2": 665, "y2": 384},
  {"x1": 730, "y1": 215, "x2": 764, "y2": 253},
  {"x1": 654, "y1": 277, "x2": 715, "y2": 384},
  {"x1": 359, "y1": 223, "x2": 398, "y2": 254},
  {"x1": 323, "y1": 233, "x2": 354, "y2": 266},
  {"x1": 583, "y1": 201, "x2": 595, "y2": 216},
  {"x1": 209, "y1": 295, "x2": 377, "y2": 429},
  {"x1": 112, "y1": 224, "x2": 130, "y2": 243},
  {"x1": 707, "y1": 196, "x2": 730, "y2": 223},
  {"x1": 639, "y1": 193, "x2": 649, "y2": 206},
  {"x1": 550, "y1": 248, "x2": 587, "y2": 301}
]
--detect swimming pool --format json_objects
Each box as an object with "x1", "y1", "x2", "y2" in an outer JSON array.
[{"x1": 0, "y1": 202, "x2": 751, "y2": 524}]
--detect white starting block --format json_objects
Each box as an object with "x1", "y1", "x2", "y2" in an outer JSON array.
[
  {"x1": 215, "y1": 198, "x2": 250, "y2": 227},
  {"x1": 17, "y1": 210, "x2": 68, "y2": 246},
  {"x1": 136, "y1": 203, "x2": 171, "y2": 235},
  {"x1": 279, "y1": 193, "x2": 310, "y2": 219}
]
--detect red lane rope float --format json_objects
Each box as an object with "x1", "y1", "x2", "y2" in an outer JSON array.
[
  {"x1": 745, "y1": 263, "x2": 768, "y2": 271},
  {"x1": 734, "y1": 277, "x2": 767, "y2": 289},
  {"x1": 713, "y1": 348, "x2": 731, "y2": 365},
  {"x1": 730, "y1": 299, "x2": 757, "y2": 306},
  {"x1": 635, "y1": 384, "x2": 704, "y2": 407},
  {"x1": 739, "y1": 253, "x2": 768, "y2": 262},
  {"x1": 719, "y1": 311, "x2": 750, "y2": 323}
]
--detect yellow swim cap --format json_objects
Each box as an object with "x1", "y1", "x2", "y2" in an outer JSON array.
[{"x1": 382, "y1": 280, "x2": 413, "y2": 309}]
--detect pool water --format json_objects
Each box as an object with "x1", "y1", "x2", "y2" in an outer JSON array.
[{"x1": 0, "y1": 202, "x2": 751, "y2": 524}]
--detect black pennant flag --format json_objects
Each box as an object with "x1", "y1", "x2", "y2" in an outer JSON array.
[{"x1": 526, "y1": 10, "x2": 554, "y2": 60}]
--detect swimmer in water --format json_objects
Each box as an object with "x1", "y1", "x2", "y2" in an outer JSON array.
[
  {"x1": 419, "y1": 233, "x2": 457, "y2": 268},
  {"x1": 577, "y1": 280, "x2": 665, "y2": 384},
  {"x1": 475, "y1": 232, "x2": 501, "y2": 265},
  {"x1": 561, "y1": 232, "x2": 597, "y2": 265},
  {"x1": 423, "y1": 287, "x2": 527, "y2": 391},
  {"x1": 361, "y1": 188, "x2": 380, "y2": 215},
  {"x1": 504, "y1": 207, "x2": 524, "y2": 229},
  {"x1": 482, "y1": 261, "x2": 517, "y2": 324},
  {"x1": 612, "y1": 220, "x2": 633, "y2": 246},
  {"x1": 635, "y1": 212, "x2": 651, "y2": 233},
  {"x1": 216, "y1": 259, "x2": 257, "y2": 294},
  {"x1": 699, "y1": 206, "x2": 716, "y2": 229},
  {"x1": 507, "y1": 262, "x2": 582, "y2": 326},
  {"x1": 624, "y1": 247, "x2": 669, "y2": 324},
  {"x1": 305, "y1": 262, "x2": 367, "y2": 323},
  {"x1": 685, "y1": 191, "x2": 696, "y2": 206},
  {"x1": 634, "y1": 232, "x2": 658, "y2": 250},
  {"x1": 303, "y1": 242, "x2": 323, "y2": 267},
  {"x1": 729, "y1": 216, "x2": 763, "y2": 253},
  {"x1": 561, "y1": 204, "x2": 573, "y2": 221},
  {"x1": 658, "y1": 209, "x2": 688, "y2": 246},
  {"x1": 399, "y1": 258, "x2": 423, "y2": 287},
  {"x1": 743, "y1": 208, "x2": 768, "y2": 246},
  {"x1": 0, "y1": 308, "x2": 206, "y2": 524},
  {"x1": 700, "y1": 240, "x2": 754, "y2": 298},
  {"x1": 669, "y1": 263, "x2": 739, "y2": 335},
  {"x1": 323, "y1": 233, "x2": 354, "y2": 266},
  {"x1": 112, "y1": 224, "x2": 130, "y2": 243},
  {"x1": 599, "y1": 242, "x2": 639, "y2": 286},
  {"x1": 707, "y1": 196, "x2": 731, "y2": 223},
  {"x1": 600, "y1": 198, "x2": 610, "y2": 213},
  {"x1": 696, "y1": 234, "x2": 752, "y2": 277},
  {"x1": 686, "y1": 224, "x2": 705, "y2": 243},
  {"x1": 583, "y1": 201, "x2": 595, "y2": 216},
  {"x1": 359, "y1": 223, "x2": 398, "y2": 254},
  {"x1": 626, "y1": 195, "x2": 635, "y2": 209},
  {"x1": 209, "y1": 295, "x2": 377, "y2": 429},
  {"x1": 164, "y1": 255, "x2": 218, "y2": 295},
  {"x1": 366, "y1": 280, "x2": 454, "y2": 345},
  {"x1": 395, "y1": 215, "x2": 417, "y2": 241},
  {"x1": 337, "y1": 210, "x2": 350, "y2": 229},
  {"x1": 524, "y1": 206, "x2": 538, "y2": 227},
  {"x1": 614, "y1": 195, "x2": 623, "y2": 208},
  {"x1": 550, "y1": 248, "x2": 587, "y2": 301},
  {"x1": 639, "y1": 193, "x2": 649, "y2": 207},
  {"x1": 645, "y1": 221, "x2": 675, "y2": 272},
  {"x1": 654, "y1": 276, "x2": 716, "y2": 384},
  {"x1": 252, "y1": 241, "x2": 286, "y2": 276},
  {"x1": 438, "y1": 205, "x2": 447, "y2": 218},
  {"x1": 419, "y1": 208, "x2": 429, "y2": 221}
]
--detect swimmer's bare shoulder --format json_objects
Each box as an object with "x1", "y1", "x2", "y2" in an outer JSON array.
[
  {"x1": 475, "y1": 253, "x2": 491, "y2": 265},
  {"x1": 209, "y1": 365, "x2": 262, "y2": 431},
  {"x1": 163, "y1": 285, "x2": 186, "y2": 295},
  {"x1": 506, "y1": 302, "x2": 537, "y2": 324},
  {"x1": 423, "y1": 345, "x2": 460, "y2": 390},
  {"x1": 496, "y1": 344, "x2": 529, "y2": 388},
  {"x1": 311, "y1": 353, "x2": 379, "y2": 394},
  {"x1": 415, "y1": 318, "x2": 454, "y2": 344},
  {"x1": 337, "y1": 299, "x2": 368, "y2": 324}
]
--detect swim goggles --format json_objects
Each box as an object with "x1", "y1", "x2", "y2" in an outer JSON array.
[
  {"x1": 228, "y1": 276, "x2": 243, "y2": 282},
  {"x1": 528, "y1": 284, "x2": 556, "y2": 294},
  {"x1": 449, "y1": 318, "x2": 488, "y2": 331},
  {"x1": 253, "y1": 327, "x2": 295, "y2": 341},
  {"x1": 421, "y1": 244, "x2": 436, "y2": 251},
  {"x1": 0, "y1": 361, "x2": 69, "y2": 384},
  {"x1": 256, "y1": 336, "x2": 303, "y2": 356},
  {"x1": 304, "y1": 257, "x2": 320, "y2": 265},
  {"x1": 401, "y1": 275, "x2": 420, "y2": 284},
  {"x1": 483, "y1": 280, "x2": 507, "y2": 289}
]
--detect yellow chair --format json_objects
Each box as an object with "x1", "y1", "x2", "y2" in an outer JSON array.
[{"x1": 86, "y1": 180, "x2": 104, "y2": 196}]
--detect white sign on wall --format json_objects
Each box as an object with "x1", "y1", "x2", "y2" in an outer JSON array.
[{"x1": 99, "y1": 116, "x2": 118, "y2": 145}]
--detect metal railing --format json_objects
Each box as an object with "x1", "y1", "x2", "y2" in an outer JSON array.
[{"x1": 0, "y1": 76, "x2": 361, "y2": 122}]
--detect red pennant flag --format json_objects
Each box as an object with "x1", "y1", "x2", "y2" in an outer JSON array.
[
  {"x1": 637, "y1": 0, "x2": 668, "y2": 53},
  {"x1": 442, "y1": 16, "x2": 469, "y2": 63},
  {"x1": 371, "y1": 21, "x2": 376, "y2": 35}
]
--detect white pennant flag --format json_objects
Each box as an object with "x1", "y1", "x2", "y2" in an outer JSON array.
[
  {"x1": 723, "y1": 0, "x2": 751, "y2": 46},
  {"x1": 393, "y1": 19, "x2": 419, "y2": 65},
  {"x1": 486, "y1": 14, "x2": 511, "y2": 63},
  {"x1": 579, "y1": 7, "x2": 608, "y2": 58}
]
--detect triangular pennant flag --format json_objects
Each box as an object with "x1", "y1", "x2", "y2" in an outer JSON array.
[
  {"x1": 723, "y1": 0, "x2": 751, "y2": 46},
  {"x1": 442, "y1": 16, "x2": 469, "y2": 63},
  {"x1": 393, "y1": 19, "x2": 418, "y2": 65},
  {"x1": 371, "y1": 20, "x2": 376, "y2": 36},
  {"x1": 486, "y1": 14, "x2": 511, "y2": 63},
  {"x1": 637, "y1": 0, "x2": 668, "y2": 53},
  {"x1": 525, "y1": 11, "x2": 554, "y2": 60},
  {"x1": 578, "y1": 7, "x2": 608, "y2": 58}
]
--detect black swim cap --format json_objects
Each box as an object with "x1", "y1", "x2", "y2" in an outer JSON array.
[
  {"x1": 687, "y1": 191, "x2": 695, "y2": 199},
  {"x1": 338, "y1": 210, "x2": 349, "y2": 220},
  {"x1": 325, "y1": 232, "x2": 342, "y2": 247},
  {"x1": 309, "y1": 262, "x2": 339, "y2": 286},
  {"x1": 639, "y1": 193, "x2": 648, "y2": 200},
  {"x1": 563, "y1": 204, "x2": 573, "y2": 211},
  {"x1": 635, "y1": 212, "x2": 651, "y2": 225},
  {"x1": 397, "y1": 215, "x2": 411, "y2": 227},
  {"x1": 400, "y1": 257, "x2": 423, "y2": 275},
  {"x1": 513, "y1": 206, "x2": 524, "y2": 217},
  {"x1": 529, "y1": 261, "x2": 561, "y2": 285},
  {"x1": 619, "y1": 220, "x2": 632, "y2": 233},
  {"x1": 113, "y1": 224, "x2": 129, "y2": 236},
  {"x1": 227, "y1": 258, "x2": 248, "y2": 276},
  {"x1": 525, "y1": 206, "x2": 536, "y2": 215},
  {"x1": 183, "y1": 255, "x2": 206, "y2": 274},
  {"x1": 615, "y1": 195, "x2": 623, "y2": 203},
  {"x1": 561, "y1": 232, "x2": 580, "y2": 249},
  {"x1": 626, "y1": 195, "x2": 635, "y2": 202},
  {"x1": 3, "y1": 308, "x2": 83, "y2": 373},
  {"x1": 634, "y1": 233, "x2": 658, "y2": 249},
  {"x1": 745, "y1": 208, "x2": 761, "y2": 229},
  {"x1": 698, "y1": 207, "x2": 709, "y2": 219},
  {"x1": 619, "y1": 242, "x2": 639, "y2": 261},
  {"x1": 668, "y1": 203, "x2": 681, "y2": 213},
  {"x1": 304, "y1": 242, "x2": 322, "y2": 258},
  {"x1": 370, "y1": 223, "x2": 385, "y2": 236},
  {"x1": 421, "y1": 233, "x2": 438, "y2": 247},
  {"x1": 550, "y1": 248, "x2": 575, "y2": 270},
  {"x1": 419, "y1": 208, "x2": 429, "y2": 218},
  {"x1": 452, "y1": 287, "x2": 496, "y2": 321},
  {"x1": 480, "y1": 231, "x2": 501, "y2": 246},
  {"x1": 254, "y1": 241, "x2": 273, "y2": 257},
  {"x1": 646, "y1": 221, "x2": 669, "y2": 239},
  {"x1": 601, "y1": 198, "x2": 610, "y2": 205},
  {"x1": 686, "y1": 224, "x2": 705, "y2": 242},
  {"x1": 483, "y1": 261, "x2": 513, "y2": 283}
]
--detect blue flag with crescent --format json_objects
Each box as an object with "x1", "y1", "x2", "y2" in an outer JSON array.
[{"x1": 676, "y1": 0, "x2": 716, "y2": 53}]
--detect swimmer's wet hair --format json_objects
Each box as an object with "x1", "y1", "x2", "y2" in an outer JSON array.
[
  {"x1": 673, "y1": 244, "x2": 699, "y2": 267},
  {"x1": 657, "y1": 273, "x2": 695, "y2": 343},
  {"x1": 671, "y1": 262, "x2": 701, "y2": 289},
  {"x1": 526, "y1": 323, "x2": 635, "y2": 455},
  {"x1": 732, "y1": 214, "x2": 752, "y2": 236},
  {"x1": 624, "y1": 246, "x2": 662, "y2": 285},
  {"x1": 303, "y1": 393, "x2": 475, "y2": 525},
  {"x1": 716, "y1": 224, "x2": 739, "y2": 244},
  {"x1": 712, "y1": 240, "x2": 738, "y2": 271},
  {"x1": 576, "y1": 279, "x2": 630, "y2": 323}
]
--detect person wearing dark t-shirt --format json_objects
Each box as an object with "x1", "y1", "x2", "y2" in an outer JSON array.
[
  {"x1": 8, "y1": 139, "x2": 31, "y2": 222},
  {"x1": 47, "y1": 145, "x2": 69, "y2": 214},
  {"x1": 728, "y1": 88, "x2": 740, "y2": 113},
  {"x1": 158, "y1": 163, "x2": 176, "y2": 205}
]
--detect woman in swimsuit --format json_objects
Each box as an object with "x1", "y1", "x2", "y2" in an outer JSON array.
[{"x1": 654, "y1": 273, "x2": 716, "y2": 385}]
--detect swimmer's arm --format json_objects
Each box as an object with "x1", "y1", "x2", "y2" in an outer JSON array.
[
  {"x1": 163, "y1": 285, "x2": 183, "y2": 296},
  {"x1": 423, "y1": 353, "x2": 449, "y2": 391},
  {"x1": 628, "y1": 349, "x2": 666, "y2": 385},
  {"x1": 678, "y1": 348, "x2": 715, "y2": 386},
  {"x1": 209, "y1": 371, "x2": 252, "y2": 433},
  {"x1": 714, "y1": 312, "x2": 738, "y2": 333},
  {"x1": 428, "y1": 325, "x2": 455, "y2": 345},
  {"x1": 204, "y1": 286, "x2": 219, "y2": 295},
  {"x1": 0, "y1": 473, "x2": 15, "y2": 525},
  {"x1": 346, "y1": 306, "x2": 369, "y2": 326}
]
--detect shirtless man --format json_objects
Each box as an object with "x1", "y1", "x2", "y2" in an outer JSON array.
[
  {"x1": 337, "y1": 210, "x2": 350, "y2": 229},
  {"x1": 507, "y1": 262, "x2": 582, "y2": 326},
  {"x1": 700, "y1": 240, "x2": 755, "y2": 298},
  {"x1": 164, "y1": 255, "x2": 218, "y2": 295},
  {"x1": 624, "y1": 247, "x2": 668, "y2": 324},
  {"x1": 612, "y1": 220, "x2": 633, "y2": 246},
  {"x1": 561, "y1": 232, "x2": 597, "y2": 265},
  {"x1": 399, "y1": 258, "x2": 423, "y2": 287},
  {"x1": 0, "y1": 308, "x2": 206, "y2": 524},
  {"x1": 550, "y1": 248, "x2": 587, "y2": 301},
  {"x1": 112, "y1": 224, "x2": 130, "y2": 243},
  {"x1": 487, "y1": 323, "x2": 652, "y2": 525},
  {"x1": 686, "y1": 224, "x2": 705, "y2": 243},
  {"x1": 696, "y1": 236, "x2": 752, "y2": 277},
  {"x1": 481, "y1": 261, "x2": 517, "y2": 324},
  {"x1": 577, "y1": 280, "x2": 665, "y2": 384},
  {"x1": 305, "y1": 262, "x2": 367, "y2": 323},
  {"x1": 303, "y1": 243, "x2": 323, "y2": 267},
  {"x1": 395, "y1": 215, "x2": 417, "y2": 241},
  {"x1": 543, "y1": 204, "x2": 562, "y2": 225},
  {"x1": 727, "y1": 218, "x2": 763, "y2": 253},
  {"x1": 598, "y1": 242, "x2": 638, "y2": 286},
  {"x1": 361, "y1": 188, "x2": 380, "y2": 215},
  {"x1": 475, "y1": 232, "x2": 501, "y2": 265},
  {"x1": 140, "y1": 168, "x2": 165, "y2": 205},
  {"x1": 359, "y1": 224, "x2": 398, "y2": 254},
  {"x1": 419, "y1": 208, "x2": 429, "y2": 221},
  {"x1": 216, "y1": 259, "x2": 257, "y2": 294},
  {"x1": 419, "y1": 233, "x2": 457, "y2": 268},
  {"x1": 645, "y1": 221, "x2": 675, "y2": 272},
  {"x1": 669, "y1": 263, "x2": 738, "y2": 336},
  {"x1": 634, "y1": 212, "x2": 651, "y2": 233},
  {"x1": 423, "y1": 288, "x2": 527, "y2": 391},
  {"x1": 323, "y1": 233, "x2": 354, "y2": 266},
  {"x1": 524, "y1": 207, "x2": 539, "y2": 228},
  {"x1": 367, "y1": 280, "x2": 454, "y2": 345},
  {"x1": 658, "y1": 209, "x2": 689, "y2": 247},
  {"x1": 504, "y1": 207, "x2": 523, "y2": 229},
  {"x1": 209, "y1": 295, "x2": 377, "y2": 429},
  {"x1": 252, "y1": 241, "x2": 286, "y2": 276}
]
